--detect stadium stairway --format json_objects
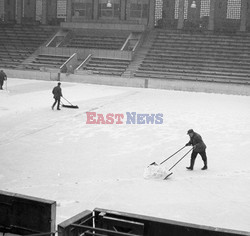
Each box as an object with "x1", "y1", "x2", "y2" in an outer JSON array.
[
  {"x1": 122, "y1": 30, "x2": 157, "y2": 78},
  {"x1": 134, "y1": 30, "x2": 250, "y2": 84}
]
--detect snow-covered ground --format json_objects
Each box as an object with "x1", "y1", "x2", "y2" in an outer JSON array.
[{"x1": 1, "y1": 78, "x2": 250, "y2": 232}]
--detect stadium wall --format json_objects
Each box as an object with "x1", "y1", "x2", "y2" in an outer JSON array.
[
  {"x1": 39, "y1": 47, "x2": 133, "y2": 60},
  {"x1": 5, "y1": 69, "x2": 250, "y2": 96}
]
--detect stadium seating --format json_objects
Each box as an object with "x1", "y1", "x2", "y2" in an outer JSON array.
[
  {"x1": 134, "y1": 30, "x2": 250, "y2": 84},
  {"x1": 2, "y1": 25, "x2": 250, "y2": 85},
  {"x1": 62, "y1": 29, "x2": 129, "y2": 50},
  {"x1": 22, "y1": 54, "x2": 70, "y2": 71},
  {"x1": 0, "y1": 25, "x2": 57, "y2": 69},
  {"x1": 82, "y1": 57, "x2": 130, "y2": 76}
]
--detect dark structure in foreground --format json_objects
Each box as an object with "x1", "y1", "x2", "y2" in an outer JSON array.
[
  {"x1": 0, "y1": 190, "x2": 56, "y2": 236},
  {"x1": 1, "y1": 190, "x2": 250, "y2": 236},
  {"x1": 58, "y1": 208, "x2": 250, "y2": 236}
]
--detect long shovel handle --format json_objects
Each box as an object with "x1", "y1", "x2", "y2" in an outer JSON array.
[
  {"x1": 160, "y1": 146, "x2": 186, "y2": 165},
  {"x1": 168, "y1": 147, "x2": 193, "y2": 171},
  {"x1": 62, "y1": 96, "x2": 74, "y2": 106}
]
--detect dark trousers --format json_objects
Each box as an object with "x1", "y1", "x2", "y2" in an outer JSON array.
[
  {"x1": 52, "y1": 97, "x2": 60, "y2": 109},
  {"x1": 190, "y1": 150, "x2": 207, "y2": 168},
  {"x1": 0, "y1": 80, "x2": 3, "y2": 89}
]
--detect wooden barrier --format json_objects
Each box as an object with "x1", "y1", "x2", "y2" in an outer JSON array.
[
  {"x1": 58, "y1": 210, "x2": 93, "y2": 236},
  {"x1": 58, "y1": 208, "x2": 250, "y2": 236},
  {"x1": 0, "y1": 190, "x2": 56, "y2": 236},
  {"x1": 0, "y1": 193, "x2": 249, "y2": 236}
]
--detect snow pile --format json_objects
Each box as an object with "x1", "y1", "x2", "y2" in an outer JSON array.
[{"x1": 143, "y1": 164, "x2": 172, "y2": 179}]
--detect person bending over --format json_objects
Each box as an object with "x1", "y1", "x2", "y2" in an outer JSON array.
[{"x1": 186, "y1": 129, "x2": 208, "y2": 170}]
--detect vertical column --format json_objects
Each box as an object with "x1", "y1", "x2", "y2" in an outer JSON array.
[
  {"x1": 32, "y1": 0, "x2": 37, "y2": 20},
  {"x1": 66, "y1": 0, "x2": 72, "y2": 22},
  {"x1": 0, "y1": 0, "x2": 4, "y2": 21},
  {"x1": 42, "y1": 0, "x2": 48, "y2": 24},
  {"x1": 93, "y1": 0, "x2": 99, "y2": 20},
  {"x1": 240, "y1": 0, "x2": 247, "y2": 31},
  {"x1": 195, "y1": 0, "x2": 201, "y2": 23},
  {"x1": 48, "y1": 0, "x2": 58, "y2": 24},
  {"x1": 177, "y1": 0, "x2": 185, "y2": 29},
  {"x1": 166, "y1": 0, "x2": 176, "y2": 28},
  {"x1": 208, "y1": 0, "x2": 215, "y2": 31},
  {"x1": 162, "y1": 0, "x2": 168, "y2": 23},
  {"x1": 120, "y1": 0, "x2": 126, "y2": 21},
  {"x1": 162, "y1": 0, "x2": 174, "y2": 27},
  {"x1": 16, "y1": 0, "x2": 23, "y2": 24},
  {"x1": 148, "y1": 0, "x2": 155, "y2": 28}
]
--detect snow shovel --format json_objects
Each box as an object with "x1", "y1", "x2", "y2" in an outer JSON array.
[
  {"x1": 62, "y1": 97, "x2": 79, "y2": 109},
  {"x1": 164, "y1": 147, "x2": 194, "y2": 179},
  {"x1": 148, "y1": 146, "x2": 186, "y2": 167}
]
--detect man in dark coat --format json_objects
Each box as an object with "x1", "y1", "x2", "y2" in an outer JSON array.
[
  {"x1": 0, "y1": 70, "x2": 7, "y2": 90},
  {"x1": 185, "y1": 129, "x2": 208, "y2": 170},
  {"x1": 52, "y1": 82, "x2": 63, "y2": 110}
]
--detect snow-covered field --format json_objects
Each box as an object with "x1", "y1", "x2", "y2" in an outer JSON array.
[{"x1": 1, "y1": 78, "x2": 250, "y2": 232}]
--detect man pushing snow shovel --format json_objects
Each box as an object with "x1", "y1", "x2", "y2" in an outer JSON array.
[
  {"x1": 144, "y1": 129, "x2": 207, "y2": 180},
  {"x1": 52, "y1": 82, "x2": 63, "y2": 110},
  {"x1": 51, "y1": 82, "x2": 79, "y2": 110},
  {"x1": 185, "y1": 129, "x2": 208, "y2": 170}
]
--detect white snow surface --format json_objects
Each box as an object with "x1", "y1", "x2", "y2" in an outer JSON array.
[{"x1": 1, "y1": 78, "x2": 250, "y2": 232}]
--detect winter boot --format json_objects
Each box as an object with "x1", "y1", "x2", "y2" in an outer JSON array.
[
  {"x1": 186, "y1": 158, "x2": 195, "y2": 170},
  {"x1": 201, "y1": 159, "x2": 208, "y2": 170},
  {"x1": 201, "y1": 166, "x2": 207, "y2": 170}
]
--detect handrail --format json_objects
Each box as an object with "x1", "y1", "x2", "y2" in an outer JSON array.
[
  {"x1": 121, "y1": 33, "x2": 132, "y2": 51},
  {"x1": 46, "y1": 35, "x2": 57, "y2": 47},
  {"x1": 75, "y1": 54, "x2": 92, "y2": 71},
  {"x1": 132, "y1": 37, "x2": 141, "y2": 52},
  {"x1": 60, "y1": 53, "x2": 77, "y2": 70}
]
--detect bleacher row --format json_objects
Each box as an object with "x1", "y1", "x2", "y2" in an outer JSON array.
[
  {"x1": 63, "y1": 29, "x2": 129, "y2": 50},
  {"x1": 0, "y1": 26, "x2": 130, "y2": 73},
  {"x1": 23, "y1": 54, "x2": 70, "y2": 71},
  {"x1": 135, "y1": 30, "x2": 250, "y2": 84},
  {"x1": 1, "y1": 25, "x2": 250, "y2": 85},
  {"x1": 83, "y1": 57, "x2": 130, "y2": 76},
  {"x1": 0, "y1": 25, "x2": 57, "y2": 69}
]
